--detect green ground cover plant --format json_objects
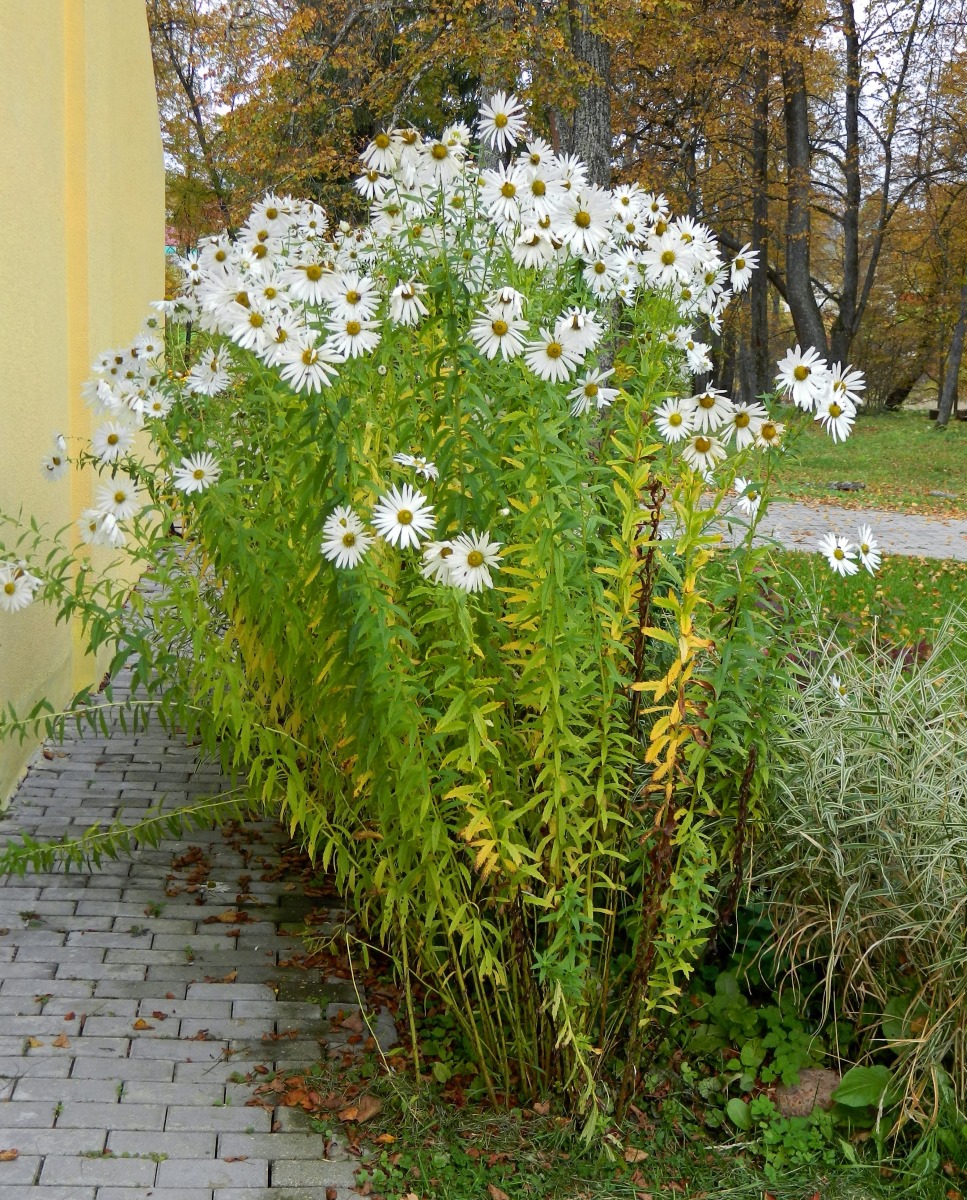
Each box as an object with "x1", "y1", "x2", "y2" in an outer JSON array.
[{"x1": 769, "y1": 410, "x2": 967, "y2": 516}]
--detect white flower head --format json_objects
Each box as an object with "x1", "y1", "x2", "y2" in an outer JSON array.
[
  {"x1": 776, "y1": 345, "x2": 829, "y2": 411},
  {"x1": 389, "y1": 280, "x2": 429, "y2": 327},
  {"x1": 321, "y1": 506, "x2": 373, "y2": 569},
  {"x1": 372, "y1": 484, "x2": 435, "y2": 549},
  {"x1": 856, "y1": 524, "x2": 881, "y2": 575},
  {"x1": 829, "y1": 672, "x2": 850, "y2": 706},
  {"x1": 92, "y1": 420, "x2": 137, "y2": 463},
  {"x1": 568, "y1": 368, "x2": 618, "y2": 417},
  {"x1": 815, "y1": 392, "x2": 856, "y2": 443},
  {"x1": 448, "y1": 530, "x2": 502, "y2": 593},
  {"x1": 172, "y1": 452, "x2": 220, "y2": 496},
  {"x1": 690, "y1": 388, "x2": 734, "y2": 433},
  {"x1": 818, "y1": 532, "x2": 859, "y2": 577},
  {"x1": 681, "y1": 433, "x2": 728, "y2": 473},
  {"x1": 477, "y1": 90, "x2": 527, "y2": 152},
  {"x1": 729, "y1": 243, "x2": 759, "y2": 291},
  {"x1": 0, "y1": 561, "x2": 41, "y2": 613},
  {"x1": 420, "y1": 539, "x2": 455, "y2": 584},
  {"x1": 95, "y1": 475, "x2": 141, "y2": 522},
  {"x1": 77, "y1": 508, "x2": 126, "y2": 548},
  {"x1": 523, "y1": 328, "x2": 584, "y2": 383},
  {"x1": 722, "y1": 400, "x2": 767, "y2": 450},
  {"x1": 830, "y1": 362, "x2": 866, "y2": 407},
  {"x1": 653, "y1": 398, "x2": 696, "y2": 443},
  {"x1": 468, "y1": 310, "x2": 529, "y2": 361},
  {"x1": 393, "y1": 452, "x2": 439, "y2": 481},
  {"x1": 40, "y1": 435, "x2": 69, "y2": 481},
  {"x1": 733, "y1": 477, "x2": 762, "y2": 519}
]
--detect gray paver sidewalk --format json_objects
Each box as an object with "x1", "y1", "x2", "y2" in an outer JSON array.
[
  {"x1": 0, "y1": 667, "x2": 378, "y2": 1200},
  {"x1": 754, "y1": 500, "x2": 967, "y2": 560}
]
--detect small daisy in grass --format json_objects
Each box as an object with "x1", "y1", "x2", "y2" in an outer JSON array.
[
  {"x1": 96, "y1": 475, "x2": 141, "y2": 521},
  {"x1": 733, "y1": 477, "x2": 762, "y2": 518},
  {"x1": 448, "y1": 531, "x2": 502, "y2": 593},
  {"x1": 653, "y1": 398, "x2": 695, "y2": 443},
  {"x1": 829, "y1": 673, "x2": 850, "y2": 706},
  {"x1": 477, "y1": 90, "x2": 527, "y2": 152},
  {"x1": 856, "y1": 524, "x2": 881, "y2": 574},
  {"x1": 0, "y1": 561, "x2": 41, "y2": 614},
  {"x1": 393, "y1": 452, "x2": 439, "y2": 482},
  {"x1": 681, "y1": 432, "x2": 727, "y2": 472},
  {"x1": 320, "y1": 506, "x2": 373, "y2": 569},
  {"x1": 818, "y1": 532, "x2": 859, "y2": 577},
  {"x1": 372, "y1": 484, "x2": 435, "y2": 549},
  {"x1": 568, "y1": 368, "x2": 619, "y2": 417},
  {"x1": 172, "y1": 452, "x2": 221, "y2": 496},
  {"x1": 523, "y1": 328, "x2": 584, "y2": 383}
]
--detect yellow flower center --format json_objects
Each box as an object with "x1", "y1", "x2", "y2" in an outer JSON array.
[
  {"x1": 695, "y1": 436, "x2": 711, "y2": 453},
  {"x1": 215, "y1": 249, "x2": 227, "y2": 262},
  {"x1": 654, "y1": 220, "x2": 668, "y2": 235},
  {"x1": 585, "y1": 383, "x2": 598, "y2": 397},
  {"x1": 531, "y1": 179, "x2": 546, "y2": 196},
  {"x1": 828, "y1": 402, "x2": 842, "y2": 418},
  {"x1": 793, "y1": 365, "x2": 810, "y2": 381},
  {"x1": 681, "y1": 287, "x2": 692, "y2": 299},
  {"x1": 305, "y1": 265, "x2": 323, "y2": 281},
  {"x1": 861, "y1": 543, "x2": 869, "y2": 554},
  {"x1": 834, "y1": 548, "x2": 845, "y2": 560},
  {"x1": 114, "y1": 491, "x2": 126, "y2": 504},
  {"x1": 467, "y1": 550, "x2": 484, "y2": 568},
  {"x1": 342, "y1": 531, "x2": 357, "y2": 547},
  {"x1": 346, "y1": 320, "x2": 362, "y2": 336},
  {"x1": 251, "y1": 244, "x2": 267, "y2": 258},
  {"x1": 374, "y1": 133, "x2": 391, "y2": 149},
  {"x1": 545, "y1": 341, "x2": 563, "y2": 359},
  {"x1": 431, "y1": 143, "x2": 448, "y2": 160},
  {"x1": 235, "y1": 291, "x2": 250, "y2": 307},
  {"x1": 491, "y1": 319, "x2": 509, "y2": 337},
  {"x1": 593, "y1": 262, "x2": 606, "y2": 274},
  {"x1": 500, "y1": 182, "x2": 517, "y2": 198},
  {"x1": 661, "y1": 249, "x2": 676, "y2": 265},
  {"x1": 749, "y1": 490, "x2": 758, "y2": 501},
  {"x1": 699, "y1": 394, "x2": 715, "y2": 409},
  {"x1": 735, "y1": 412, "x2": 750, "y2": 427},
  {"x1": 736, "y1": 257, "x2": 745, "y2": 270},
  {"x1": 402, "y1": 130, "x2": 417, "y2": 144},
  {"x1": 193, "y1": 468, "x2": 205, "y2": 480},
  {"x1": 3, "y1": 582, "x2": 15, "y2": 595},
  {"x1": 301, "y1": 348, "x2": 317, "y2": 365},
  {"x1": 669, "y1": 412, "x2": 682, "y2": 426},
  {"x1": 256, "y1": 230, "x2": 269, "y2": 242},
  {"x1": 345, "y1": 290, "x2": 361, "y2": 305},
  {"x1": 265, "y1": 206, "x2": 279, "y2": 220},
  {"x1": 249, "y1": 313, "x2": 264, "y2": 327},
  {"x1": 761, "y1": 422, "x2": 777, "y2": 440},
  {"x1": 107, "y1": 433, "x2": 119, "y2": 445},
  {"x1": 626, "y1": 222, "x2": 636, "y2": 233},
  {"x1": 397, "y1": 509, "x2": 413, "y2": 525},
  {"x1": 494, "y1": 112, "x2": 509, "y2": 128},
  {"x1": 264, "y1": 286, "x2": 277, "y2": 299},
  {"x1": 574, "y1": 211, "x2": 592, "y2": 229}
]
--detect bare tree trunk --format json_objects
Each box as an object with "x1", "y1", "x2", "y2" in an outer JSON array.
[
  {"x1": 750, "y1": 49, "x2": 771, "y2": 397},
  {"x1": 937, "y1": 279, "x2": 967, "y2": 429},
  {"x1": 829, "y1": 0, "x2": 860, "y2": 364},
  {"x1": 562, "y1": 0, "x2": 612, "y2": 187},
  {"x1": 781, "y1": 55, "x2": 828, "y2": 354}
]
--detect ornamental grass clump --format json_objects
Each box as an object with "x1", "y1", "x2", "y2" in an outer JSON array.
[
  {"x1": 1, "y1": 96, "x2": 870, "y2": 1124},
  {"x1": 759, "y1": 617, "x2": 967, "y2": 1131}
]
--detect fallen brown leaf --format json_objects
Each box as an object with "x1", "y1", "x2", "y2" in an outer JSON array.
[
  {"x1": 223, "y1": 1156, "x2": 248, "y2": 1163},
  {"x1": 487, "y1": 1185, "x2": 510, "y2": 1200},
  {"x1": 624, "y1": 1147, "x2": 649, "y2": 1163},
  {"x1": 531, "y1": 1099, "x2": 550, "y2": 1116},
  {"x1": 151, "y1": 1011, "x2": 169, "y2": 1021},
  {"x1": 133, "y1": 1019, "x2": 154, "y2": 1031},
  {"x1": 373, "y1": 1133, "x2": 396, "y2": 1144},
  {"x1": 52, "y1": 1033, "x2": 70, "y2": 1049},
  {"x1": 0, "y1": 1149, "x2": 19, "y2": 1161},
  {"x1": 26, "y1": 1037, "x2": 43, "y2": 1048},
  {"x1": 63, "y1": 1012, "x2": 75, "y2": 1021},
  {"x1": 339, "y1": 1012, "x2": 365, "y2": 1034}
]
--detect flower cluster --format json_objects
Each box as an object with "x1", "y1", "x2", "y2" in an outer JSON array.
[
  {"x1": 0, "y1": 561, "x2": 41, "y2": 614},
  {"x1": 818, "y1": 525, "x2": 881, "y2": 576},
  {"x1": 776, "y1": 346, "x2": 866, "y2": 443}
]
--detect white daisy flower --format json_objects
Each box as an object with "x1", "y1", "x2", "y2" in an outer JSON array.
[
  {"x1": 360, "y1": 131, "x2": 397, "y2": 174},
  {"x1": 486, "y1": 287, "x2": 526, "y2": 319},
  {"x1": 92, "y1": 421, "x2": 136, "y2": 463},
  {"x1": 523, "y1": 328, "x2": 584, "y2": 383},
  {"x1": 829, "y1": 673, "x2": 849, "y2": 706},
  {"x1": 477, "y1": 90, "x2": 527, "y2": 152},
  {"x1": 856, "y1": 524, "x2": 881, "y2": 575},
  {"x1": 568, "y1": 368, "x2": 619, "y2": 416},
  {"x1": 755, "y1": 418, "x2": 785, "y2": 450},
  {"x1": 95, "y1": 475, "x2": 141, "y2": 522},
  {"x1": 77, "y1": 508, "x2": 126, "y2": 548},
  {"x1": 689, "y1": 388, "x2": 734, "y2": 433},
  {"x1": 284, "y1": 258, "x2": 334, "y2": 306},
  {"x1": 775, "y1": 345, "x2": 829, "y2": 410},
  {"x1": 829, "y1": 362, "x2": 866, "y2": 407},
  {"x1": 681, "y1": 433, "x2": 728, "y2": 473},
  {"x1": 172, "y1": 452, "x2": 221, "y2": 495},
  {"x1": 355, "y1": 168, "x2": 391, "y2": 202},
  {"x1": 733, "y1": 477, "x2": 762, "y2": 518},
  {"x1": 555, "y1": 307, "x2": 602, "y2": 356},
  {"x1": 320, "y1": 506, "x2": 373, "y2": 569},
  {"x1": 511, "y1": 228, "x2": 555, "y2": 270},
  {"x1": 467, "y1": 310, "x2": 529, "y2": 361},
  {"x1": 722, "y1": 400, "x2": 767, "y2": 450},
  {"x1": 393, "y1": 452, "x2": 439, "y2": 481},
  {"x1": 0, "y1": 562, "x2": 41, "y2": 614},
  {"x1": 142, "y1": 390, "x2": 175, "y2": 420},
  {"x1": 420, "y1": 539, "x2": 455, "y2": 584},
  {"x1": 186, "y1": 348, "x2": 232, "y2": 396},
  {"x1": 447, "y1": 530, "x2": 502, "y2": 593},
  {"x1": 818, "y1": 532, "x2": 859, "y2": 577},
  {"x1": 729, "y1": 243, "x2": 759, "y2": 291},
  {"x1": 388, "y1": 280, "x2": 429, "y2": 326},
  {"x1": 553, "y1": 187, "x2": 613, "y2": 258},
  {"x1": 325, "y1": 316, "x2": 381, "y2": 359},
  {"x1": 40, "y1": 435, "x2": 69, "y2": 481},
  {"x1": 654, "y1": 398, "x2": 696, "y2": 443},
  {"x1": 640, "y1": 231, "x2": 695, "y2": 287},
  {"x1": 372, "y1": 484, "x2": 435, "y2": 549},
  {"x1": 480, "y1": 164, "x2": 526, "y2": 225},
  {"x1": 323, "y1": 272, "x2": 381, "y2": 321},
  {"x1": 278, "y1": 339, "x2": 343, "y2": 393},
  {"x1": 815, "y1": 392, "x2": 856, "y2": 443}
]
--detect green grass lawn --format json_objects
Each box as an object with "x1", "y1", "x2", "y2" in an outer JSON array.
[
  {"x1": 774, "y1": 549, "x2": 967, "y2": 650},
  {"x1": 770, "y1": 409, "x2": 967, "y2": 515}
]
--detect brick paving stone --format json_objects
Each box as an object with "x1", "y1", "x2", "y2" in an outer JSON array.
[{"x1": 0, "y1": 661, "x2": 393, "y2": 1198}]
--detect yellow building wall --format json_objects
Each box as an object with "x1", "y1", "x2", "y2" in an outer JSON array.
[{"x1": 0, "y1": 0, "x2": 164, "y2": 803}]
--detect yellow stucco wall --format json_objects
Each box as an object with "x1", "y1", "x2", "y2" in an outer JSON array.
[{"x1": 0, "y1": 1, "x2": 164, "y2": 802}]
